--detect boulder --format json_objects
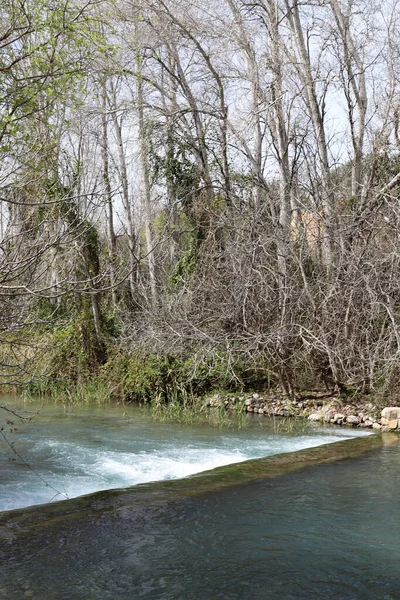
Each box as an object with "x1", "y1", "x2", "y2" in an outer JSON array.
[
  {"x1": 346, "y1": 415, "x2": 360, "y2": 426},
  {"x1": 381, "y1": 419, "x2": 398, "y2": 430},
  {"x1": 333, "y1": 413, "x2": 345, "y2": 423},
  {"x1": 381, "y1": 407, "x2": 400, "y2": 421},
  {"x1": 324, "y1": 412, "x2": 336, "y2": 423}
]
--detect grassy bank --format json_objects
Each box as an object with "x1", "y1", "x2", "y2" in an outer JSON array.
[
  {"x1": 2, "y1": 319, "x2": 391, "y2": 430},
  {"x1": 12, "y1": 338, "x2": 272, "y2": 427}
]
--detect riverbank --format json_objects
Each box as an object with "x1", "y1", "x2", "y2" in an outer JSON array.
[
  {"x1": 205, "y1": 391, "x2": 400, "y2": 431},
  {"x1": 16, "y1": 372, "x2": 400, "y2": 432},
  {"x1": 9, "y1": 341, "x2": 400, "y2": 431}
]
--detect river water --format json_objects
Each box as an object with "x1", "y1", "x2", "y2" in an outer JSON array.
[
  {"x1": 0, "y1": 397, "x2": 368, "y2": 512},
  {"x1": 1, "y1": 398, "x2": 399, "y2": 599}
]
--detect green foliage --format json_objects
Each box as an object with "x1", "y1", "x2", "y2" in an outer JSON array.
[
  {"x1": 33, "y1": 298, "x2": 62, "y2": 324},
  {"x1": 44, "y1": 307, "x2": 107, "y2": 385},
  {"x1": 168, "y1": 242, "x2": 198, "y2": 288},
  {"x1": 100, "y1": 352, "x2": 183, "y2": 403},
  {"x1": 102, "y1": 312, "x2": 120, "y2": 338},
  {"x1": 23, "y1": 379, "x2": 112, "y2": 405},
  {"x1": 152, "y1": 144, "x2": 201, "y2": 205},
  {"x1": 100, "y1": 349, "x2": 274, "y2": 405},
  {"x1": 373, "y1": 152, "x2": 400, "y2": 185}
]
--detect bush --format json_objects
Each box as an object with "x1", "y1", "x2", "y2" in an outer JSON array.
[{"x1": 100, "y1": 349, "x2": 275, "y2": 404}]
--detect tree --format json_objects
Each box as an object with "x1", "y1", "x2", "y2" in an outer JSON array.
[{"x1": 0, "y1": 0, "x2": 110, "y2": 388}]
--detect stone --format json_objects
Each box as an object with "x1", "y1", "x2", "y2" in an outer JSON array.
[
  {"x1": 372, "y1": 422, "x2": 382, "y2": 430},
  {"x1": 308, "y1": 412, "x2": 322, "y2": 422},
  {"x1": 324, "y1": 412, "x2": 335, "y2": 423},
  {"x1": 346, "y1": 415, "x2": 360, "y2": 425},
  {"x1": 252, "y1": 393, "x2": 260, "y2": 400},
  {"x1": 333, "y1": 413, "x2": 345, "y2": 423},
  {"x1": 245, "y1": 398, "x2": 253, "y2": 406},
  {"x1": 380, "y1": 417, "x2": 397, "y2": 427},
  {"x1": 381, "y1": 407, "x2": 400, "y2": 421},
  {"x1": 382, "y1": 433, "x2": 400, "y2": 446}
]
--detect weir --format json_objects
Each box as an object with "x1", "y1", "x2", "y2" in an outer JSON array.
[
  {"x1": 2, "y1": 434, "x2": 398, "y2": 600},
  {"x1": 0, "y1": 432, "x2": 385, "y2": 537}
]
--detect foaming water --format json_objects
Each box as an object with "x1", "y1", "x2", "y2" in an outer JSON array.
[
  {"x1": 0, "y1": 398, "x2": 370, "y2": 511},
  {"x1": 1, "y1": 440, "x2": 399, "y2": 599}
]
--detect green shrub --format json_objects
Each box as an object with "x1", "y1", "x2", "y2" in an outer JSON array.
[{"x1": 100, "y1": 349, "x2": 275, "y2": 404}]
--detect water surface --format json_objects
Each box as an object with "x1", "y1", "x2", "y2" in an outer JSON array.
[
  {"x1": 0, "y1": 397, "x2": 368, "y2": 511},
  {"x1": 0, "y1": 435, "x2": 398, "y2": 599},
  {"x1": 2, "y1": 397, "x2": 395, "y2": 600}
]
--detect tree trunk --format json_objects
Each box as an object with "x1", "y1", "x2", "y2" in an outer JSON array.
[
  {"x1": 100, "y1": 78, "x2": 118, "y2": 308},
  {"x1": 136, "y1": 52, "x2": 158, "y2": 307}
]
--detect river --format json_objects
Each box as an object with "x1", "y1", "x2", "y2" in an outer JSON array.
[
  {"x1": 1, "y1": 397, "x2": 399, "y2": 599},
  {"x1": 0, "y1": 396, "x2": 368, "y2": 512}
]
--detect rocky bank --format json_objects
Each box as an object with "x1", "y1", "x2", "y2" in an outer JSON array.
[{"x1": 205, "y1": 392, "x2": 400, "y2": 431}]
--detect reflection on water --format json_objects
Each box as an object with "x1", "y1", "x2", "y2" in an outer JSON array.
[{"x1": 1, "y1": 442, "x2": 400, "y2": 599}]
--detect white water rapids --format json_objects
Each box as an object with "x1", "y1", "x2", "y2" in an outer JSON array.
[{"x1": 0, "y1": 399, "x2": 372, "y2": 511}]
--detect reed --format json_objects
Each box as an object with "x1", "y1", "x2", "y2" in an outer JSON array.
[{"x1": 148, "y1": 390, "x2": 248, "y2": 429}]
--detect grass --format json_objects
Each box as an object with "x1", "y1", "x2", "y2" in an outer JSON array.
[
  {"x1": 269, "y1": 415, "x2": 313, "y2": 435},
  {"x1": 22, "y1": 380, "x2": 112, "y2": 405},
  {"x1": 20, "y1": 377, "x2": 248, "y2": 427},
  {"x1": 147, "y1": 390, "x2": 248, "y2": 429}
]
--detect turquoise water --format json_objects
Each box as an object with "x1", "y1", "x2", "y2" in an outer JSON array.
[
  {"x1": 0, "y1": 398, "x2": 367, "y2": 511},
  {"x1": 2, "y1": 399, "x2": 397, "y2": 599},
  {"x1": 1, "y1": 439, "x2": 399, "y2": 599}
]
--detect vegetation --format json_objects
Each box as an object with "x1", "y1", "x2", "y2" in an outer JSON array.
[{"x1": 1, "y1": 0, "x2": 400, "y2": 414}]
